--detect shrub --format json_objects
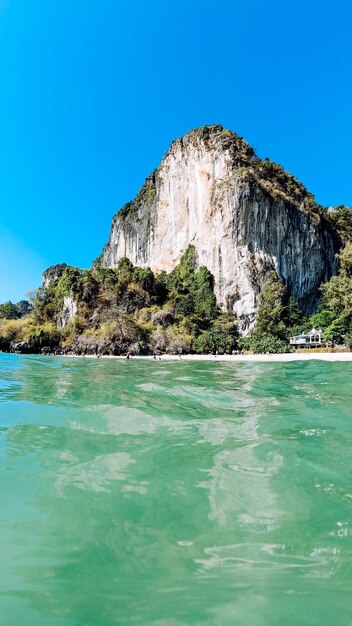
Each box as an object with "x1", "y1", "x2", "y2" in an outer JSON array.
[
  {"x1": 345, "y1": 333, "x2": 352, "y2": 351},
  {"x1": 240, "y1": 335, "x2": 290, "y2": 354},
  {"x1": 193, "y1": 329, "x2": 235, "y2": 354}
]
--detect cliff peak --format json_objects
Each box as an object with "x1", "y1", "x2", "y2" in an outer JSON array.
[{"x1": 167, "y1": 124, "x2": 256, "y2": 164}]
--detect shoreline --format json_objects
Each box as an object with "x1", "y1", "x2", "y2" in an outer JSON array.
[
  {"x1": 55, "y1": 352, "x2": 352, "y2": 363},
  {"x1": 3, "y1": 351, "x2": 352, "y2": 363}
]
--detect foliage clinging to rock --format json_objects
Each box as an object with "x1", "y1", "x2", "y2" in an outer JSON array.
[{"x1": 0, "y1": 246, "x2": 238, "y2": 355}]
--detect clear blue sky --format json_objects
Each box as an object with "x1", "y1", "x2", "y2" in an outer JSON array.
[{"x1": 1, "y1": 0, "x2": 351, "y2": 302}]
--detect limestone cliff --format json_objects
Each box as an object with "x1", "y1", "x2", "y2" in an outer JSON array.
[
  {"x1": 96, "y1": 125, "x2": 340, "y2": 332},
  {"x1": 42, "y1": 264, "x2": 68, "y2": 289}
]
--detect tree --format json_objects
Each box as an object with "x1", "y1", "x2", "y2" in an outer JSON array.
[
  {"x1": 166, "y1": 245, "x2": 197, "y2": 296},
  {"x1": 165, "y1": 246, "x2": 217, "y2": 328},
  {"x1": 240, "y1": 334, "x2": 289, "y2": 354},
  {"x1": 193, "y1": 313, "x2": 238, "y2": 353},
  {"x1": 191, "y1": 266, "x2": 218, "y2": 324},
  {"x1": 255, "y1": 272, "x2": 288, "y2": 340},
  {"x1": 133, "y1": 267, "x2": 156, "y2": 293},
  {"x1": 193, "y1": 329, "x2": 235, "y2": 354},
  {"x1": 0, "y1": 301, "x2": 19, "y2": 319},
  {"x1": 286, "y1": 296, "x2": 304, "y2": 328},
  {"x1": 15, "y1": 300, "x2": 32, "y2": 317},
  {"x1": 117, "y1": 257, "x2": 134, "y2": 286},
  {"x1": 319, "y1": 242, "x2": 352, "y2": 341},
  {"x1": 241, "y1": 271, "x2": 294, "y2": 353},
  {"x1": 328, "y1": 206, "x2": 352, "y2": 241}
]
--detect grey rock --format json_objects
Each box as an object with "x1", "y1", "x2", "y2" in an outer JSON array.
[
  {"x1": 59, "y1": 295, "x2": 77, "y2": 328},
  {"x1": 10, "y1": 341, "x2": 29, "y2": 353},
  {"x1": 42, "y1": 263, "x2": 68, "y2": 289},
  {"x1": 41, "y1": 346, "x2": 53, "y2": 354},
  {"x1": 97, "y1": 125, "x2": 340, "y2": 333}
]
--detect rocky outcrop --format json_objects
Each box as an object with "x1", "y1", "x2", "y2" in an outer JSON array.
[
  {"x1": 43, "y1": 264, "x2": 68, "y2": 289},
  {"x1": 41, "y1": 266, "x2": 78, "y2": 329},
  {"x1": 96, "y1": 125, "x2": 339, "y2": 332},
  {"x1": 10, "y1": 341, "x2": 30, "y2": 354},
  {"x1": 60, "y1": 296, "x2": 77, "y2": 328}
]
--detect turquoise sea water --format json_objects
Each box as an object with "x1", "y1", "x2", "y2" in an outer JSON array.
[{"x1": 0, "y1": 353, "x2": 351, "y2": 626}]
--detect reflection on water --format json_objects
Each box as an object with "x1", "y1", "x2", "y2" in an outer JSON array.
[
  {"x1": 0, "y1": 353, "x2": 352, "y2": 626},
  {"x1": 53, "y1": 450, "x2": 136, "y2": 495}
]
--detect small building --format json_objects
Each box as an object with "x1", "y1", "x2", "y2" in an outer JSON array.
[{"x1": 289, "y1": 327, "x2": 326, "y2": 348}]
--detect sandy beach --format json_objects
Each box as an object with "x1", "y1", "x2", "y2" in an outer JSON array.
[
  {"x1": 149, "y1": 352, "x2": 352, "y2": 362},
  {"x1": 62, "y1": 352, "x2": 352, "y2": 363}
]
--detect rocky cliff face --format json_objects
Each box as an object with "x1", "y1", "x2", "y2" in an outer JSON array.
[
  {"x1": 42, "y1": 264, "x2": 68, "y2": 289},
  {"x1": 60, "y1": 296, "x2": 77, "y2": 328},
  {"x1": 96, "y1": 125, "x2": 340, "y2": 332}
]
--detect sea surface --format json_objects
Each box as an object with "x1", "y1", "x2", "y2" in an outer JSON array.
[{"x1": 0, "y1": 353, "x2": 351, "y2": 626}]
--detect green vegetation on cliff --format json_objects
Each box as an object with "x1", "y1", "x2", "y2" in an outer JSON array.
[
  {"x1": 241, "y1": 217, "x2": 352, "y2": 353},
  {"x1": 239, "y1": 272, "x2": 303, "y2": 354},
  {"x1": 1, "y1": 201, "x2": 352, "y2": 355},
  {"x1": 0, "y1": 246, "x2": 238, "y2": 355}
]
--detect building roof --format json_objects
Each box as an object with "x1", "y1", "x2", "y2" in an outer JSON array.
[{"x1": 290, "y1": 328, "x2": 324, "y2": 340}]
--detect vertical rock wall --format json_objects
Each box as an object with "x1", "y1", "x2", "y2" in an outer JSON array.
[{"x1": 97, "y1": 125, "x2": 339, "y2": 332}]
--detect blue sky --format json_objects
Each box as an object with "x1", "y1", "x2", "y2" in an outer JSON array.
[{"x1": 1, "y1": 0, "x2": 351, "y2": 302}]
